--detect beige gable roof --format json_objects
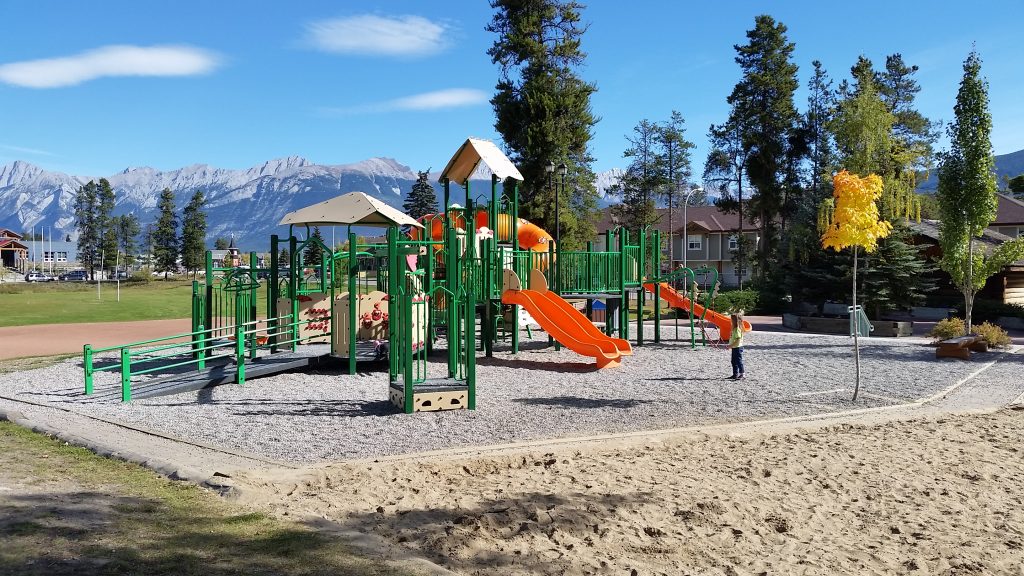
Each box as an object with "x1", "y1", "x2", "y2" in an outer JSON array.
[
  {"x1": 278, "y1": 191, "x2": 422, "y2": 228},
  {"x1": 439, "y1": 138, "x2": 524, "y2": 184}
]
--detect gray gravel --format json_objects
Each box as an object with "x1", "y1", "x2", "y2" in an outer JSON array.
[{"x1": 0, "y1": 328, "x2": 1000, "y2": 464}]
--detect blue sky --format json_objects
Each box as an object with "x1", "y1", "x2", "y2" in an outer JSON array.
[{"x1": 1, "y1": 0, "x2": 1022, "y2": 178}]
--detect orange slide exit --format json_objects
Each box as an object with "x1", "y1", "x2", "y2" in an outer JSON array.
[
  {"x1": 502, "y1": 288, "x2": 631, "y2": 369},
  {"x1": 643, "y1": 282, "x2": 752, "y2": 338}
]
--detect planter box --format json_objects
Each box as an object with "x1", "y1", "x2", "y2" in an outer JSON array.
[
  {"x1": 786, "y1": 315, "x2": 913, "y2": 337},
  {"x1": 996, "y1": 316, "x2": 1024, "y2": 331},
  {"x1": 912, "y1": 306, "x2": 957, "y2": 320}
]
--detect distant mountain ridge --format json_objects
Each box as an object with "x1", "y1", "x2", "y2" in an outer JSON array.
[
  {"x1": 916, "y1": 148, "x2": 1024, "y2": 191},
  {"x1": 0, "y1": 156, "x2": 623, "y2": 249}
]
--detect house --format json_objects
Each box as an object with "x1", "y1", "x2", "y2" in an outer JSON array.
[
  {"x1": 990, "y1": 193, "x2": 1024, "y2": 238},
  {"x1": 908, "y1": 219, "x2": 1024, "y2": 306},
  {"x1": 0, "y1": 229, "x2": 29, "y2": 270},
  {"x1": 596, "y1": 206, "x2": 759, "y2": 287}
]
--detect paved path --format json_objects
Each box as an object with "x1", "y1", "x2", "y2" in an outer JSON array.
[{"x1": 0, "y1": 319, "x2": 192, "y2": 360}]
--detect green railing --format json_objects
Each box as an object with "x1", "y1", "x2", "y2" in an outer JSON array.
[{"x1": 83, "y1": 313, "x2": 328, "y2": 403}]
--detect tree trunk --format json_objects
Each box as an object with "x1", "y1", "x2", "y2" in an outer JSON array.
[
  {"x1": 965, "y1": 235, "x2": 974, "y2": 335},
  {"x1": 852, "y1": 246, "x2": 861, "y2": 402}
]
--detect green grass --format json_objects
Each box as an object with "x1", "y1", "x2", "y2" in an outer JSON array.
[
  {"x1": 0, "y1": 421, "x2": 407, "y2": 576},
  {"x1": 0, "y1": 280, "x2": 269, "y2": 328}
]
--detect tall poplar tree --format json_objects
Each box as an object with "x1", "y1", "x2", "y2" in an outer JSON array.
[
  {"x1": 488, "y1": 0, "x2": 599, "y2": 249},
  {"x1": 73, "y1": 181, "x2": 99, "y2": 280},
  {"x1": 153, "y1": 188, "x2": 179, "y2": 278},
  {"x1": 180, "y1": 190, "x2": 207, "y2": 277},
  {"x1": 938, "y1": 50, "x2": 1024, "y2": 332}
]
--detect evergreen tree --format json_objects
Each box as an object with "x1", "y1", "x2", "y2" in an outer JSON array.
[
  {"x1": 214, "y1": 237, "x2": 230, "y2": 250},
  {"x1": 611, "y1": 119, "x2": 664, "y2": 231},
  {"x1": 403, "y1": 169, "x2": 439, "y2": 221},
  {"x1": 723, "y1": 15, "x2": 801, "y2": 274},
  {"x1": 658, "y1": 111, "x2": 695, "y2": 265},
  {"x1": 860, "y1": 222, "x2": 936, "y2": 317},
  {"x1": 804, "y1": 61, "x2": 837, "y2": 200},
  {"x1": 97, "y1": 178, "x2": 117, "y2": 273},
  {"x1": 180, "y1": 190, "x2": 208, "y2": 277},
  {"x1": 704, "y1": 117, "x2": 751, "y2": 287},
  {"x1": 937, "y1": 50, "x2": 1024, "y2": 331},
  {"x1": 73, "y1": 181, "x2": 99, "y2": 280},
  {"x1": 487, "y1": 0, "x2": 599, "y2": 249},
  {"x1": 114, "y1": 214, "x2": 141, "y2": 268},
  {"x1": 304, "y1": 227, "x2": 325, "y2": 267},
  {"x1": 278, "y1": 248, "x2": 290, "y2": 268},
  {"x1": 153, "y1": 188, "x2": 179, "y2": 278},
  {"x1": 1009, "y1": 174, "x2": 1024, "y2": 197}
]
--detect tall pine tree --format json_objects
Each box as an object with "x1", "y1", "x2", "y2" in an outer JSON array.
[
  {"x1": 73, "y1": 181, "x2": 99, "y2": 280},
  {"x1": 97, "y1": 178, "x2": 117, "y2": 273},
  {"x1": 403, "y1": 170, "x2": 438, "y2": 221},
  {"x1": 658, "y1": 111, "x2": 695, "y2": 265},
  {"x1": 611, "y1": 119, "x2": 664, "y2": 231},
  {"x1": 153, "y1": 188, "x2": 179, "y2": 278},
  {"x1": 488, "y1": 0, "x2": 599, "y2": 249},
  {"x1": 114, "y1": 214, "x2": 141, "y2": 268},
  {"x1": 304, "y1": 227, "x2": 325, "y2": 267},
  {"x1": 180, "y1": 190, "x2": 208, "y2": 277}
]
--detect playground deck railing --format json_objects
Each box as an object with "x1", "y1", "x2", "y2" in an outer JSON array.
[{"x1": 83, "y1": 313, "x2": 329, "y2": 403}]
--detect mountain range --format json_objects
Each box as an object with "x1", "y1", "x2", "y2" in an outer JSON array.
[{"x1": 0, "y1": 157, "x2": 624, "y2": 249}]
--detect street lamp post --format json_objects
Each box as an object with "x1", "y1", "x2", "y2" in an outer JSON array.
[{"x1": 682, "y1": 185, "x2": 701, "y2": 271}]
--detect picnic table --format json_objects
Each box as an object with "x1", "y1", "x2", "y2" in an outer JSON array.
[{"x1": 935, "y1": 335, "x2": 989, "y2": 360}]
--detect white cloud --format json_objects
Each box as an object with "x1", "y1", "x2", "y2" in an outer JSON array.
[
  {"x1": 0, "y1": 45, "x2": 221, "y2": 88},
  {"x1": 305, "y1": 15, "x2": 448, "y2": 57},
  {"x1": 322, "y1": 88, "x2": 488, "y2": 116},
  {"x1": 0, "y1": 144, "x2": 54, "y2": 156}
]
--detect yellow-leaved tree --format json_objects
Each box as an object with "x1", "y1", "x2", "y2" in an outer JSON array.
[{"x1": 820, "y1": 170, "x2": 892, "y2": 401}]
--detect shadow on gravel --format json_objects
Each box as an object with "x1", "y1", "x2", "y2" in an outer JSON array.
[
  {"x1": 144, "y1": 398, "x2": 400, "y2": 418},
  {"x1": 476, "y1": 357, "x2": 596, "y2": 373},
  {"x1": 512, "y1": 396, "x2": 655, "y2": 409}
]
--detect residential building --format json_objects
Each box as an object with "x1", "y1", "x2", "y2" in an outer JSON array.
[
  {"x1": 0, "y1": 229, "x2": 29, "y2": 270},
  {"x1": 596, "y1": 206, "x2": 759, "y2": 287},
  {"x1": 990, "y1": 193, "x2": 1024, "y2": 239}
]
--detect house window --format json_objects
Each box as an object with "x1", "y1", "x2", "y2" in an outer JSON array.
[
  {"x1": 687, "y1": 235, "x2": 702, "y2": 250},
  {"x1": 728, "y1": 235, "x2": 738, "y2": 251}
]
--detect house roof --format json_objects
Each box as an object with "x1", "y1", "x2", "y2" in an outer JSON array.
[
  {"x1": 994, "y1": 193, "x2": 1024, "y2": 225},
  {"x1": 0, "y1": 238, "x2": 28, "y2": 250},
  {"x1": 596, "y1": 205, "x2": 760, "y2": 235},
  {"x1": 0, "y1": 229, "x2": 23, "y2": 239},
  {"x1": 907, "y1": 219, "x2": 1024, "y2": 267}
]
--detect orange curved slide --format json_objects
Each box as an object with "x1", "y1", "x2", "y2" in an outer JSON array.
[
  {"x1": 474, "y1": 211, "x2": 554, "y2": 253},
  {"x1": 502, "y1": 289, "x2": 626, "y2": 368},
  {"x1": 536, "y1": 291, "x2": 632, "y2": 356},
  {"x1": 643, "y1": 282, "x2": 752, "y2": 337}
]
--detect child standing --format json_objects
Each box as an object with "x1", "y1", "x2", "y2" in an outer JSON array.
[{"x1": 728, "y1": 312, "x2": 745, "y2": 380}]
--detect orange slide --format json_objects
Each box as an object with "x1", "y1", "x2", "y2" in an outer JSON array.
[
  {"x1": 643, "y1": 282, "x2": 752, "y2": 338},
  {"x1": 411, "y1": 211, "x2": 554, "y2": 252},
  {"x1": 502, "y1": 286, "x2": 631, "y2": 369}
]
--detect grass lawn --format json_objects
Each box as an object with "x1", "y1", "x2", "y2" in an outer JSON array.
[
  {"x1": 0, "y1": 280, "x2": 268, "y2": 328},
  {"x1": 0, "y1": 420, "x2": 406, "y2": 576}
]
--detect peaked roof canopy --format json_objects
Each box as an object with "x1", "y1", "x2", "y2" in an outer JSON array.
[
  {"x1": 439, "y1": 138, "x2": 524, "y2": 184},
  {"x1": 278, "y1": 191, "x2": 422, "y2": 228}
]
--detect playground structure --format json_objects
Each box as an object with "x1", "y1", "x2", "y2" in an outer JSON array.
[{"x1": 82, "y1": 138, "x2": 749, "y2": 412}]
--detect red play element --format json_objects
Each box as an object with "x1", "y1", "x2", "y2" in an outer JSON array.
[
  {"x1": 296, "y1": 295, "x2": 313, "y2": 302},
  {"x1": 370, "y1": 302, "x2": 384, "y2": 321}
]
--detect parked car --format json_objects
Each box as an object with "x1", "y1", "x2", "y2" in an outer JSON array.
[
  {"x1": 25, "y1": 271, "x2": 55, "y2": 282},
  {"x1": 107, "y1": 270, "x2": 130, "y2": 280},
  {"x1": 59, "y1": 270, "x2": 89, "y2": 282}
]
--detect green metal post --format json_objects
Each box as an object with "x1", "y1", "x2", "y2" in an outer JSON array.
[
  {"x1": 466, "y1": 260, "x2": 477, "y2": 411},
  {"x1": 236, "y1": 321, "x2": 246, "y2": 386},
  {"x1": 83, "y1": 344, "x2": 94, "y2": 395},
  {"x1": 120, "y1": 347, "x2": 131, "y2": 403},
  {"x1": 204, "y1": 250, "x2": 214, "y2": 339},
  {"x1": 348, "y1": 231, "x2": 357, "y2": 374},
  {"x1": 548, "y1": 239, "x2": 557, "y2": 350},
  {"x1": 197, "y1": 324, "x2": 206, "y2": 370},
  {"x1": 482, "y1": 242, "x2": 493, "y2": 357},
  {"x1": 289, "y1": 235, "x2": 298, "y2": 352},
  {"x1": 653, "y1": 229, "x2": 661, "y2": 344},
  {"x1": 446, "y1": 227, "x2": 458, "y2": 378},
  {"x1": 619, "y1": 229, "x2": 628, "y2": 341},
  {"x1": 511, "y1": 181, "x2": 520, "y2": 354},
  {"x1": 637, "y1": 229, "x2": 645, "y2": 347},
  {"x1": 270, "y1": 234, "x2": 279, "y2": 353}
]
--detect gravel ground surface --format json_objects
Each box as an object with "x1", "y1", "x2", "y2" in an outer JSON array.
[{"x1": 0, "y1": 328, "x2": 1001, "y2": 464}]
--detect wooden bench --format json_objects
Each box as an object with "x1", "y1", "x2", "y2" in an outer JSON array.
[{"x1": 936, "y1": 335, "x2": 989, "y2": 360}]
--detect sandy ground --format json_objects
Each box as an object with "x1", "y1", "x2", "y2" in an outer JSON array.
[
  {"x1": 242, "y1": 407, "x2": 1024, "y2": 576},
  {"x1": 0, "y1": 319, "x2": 191, "y2": 360}
]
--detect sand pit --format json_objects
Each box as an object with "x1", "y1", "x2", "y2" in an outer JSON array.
[{"x1": 243, "y1": 408, "x2": 1024, "y2": 575}]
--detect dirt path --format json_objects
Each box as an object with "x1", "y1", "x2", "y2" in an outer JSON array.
[{"x1": 0, "y1": 319, "x2": 192, "y2": 360}]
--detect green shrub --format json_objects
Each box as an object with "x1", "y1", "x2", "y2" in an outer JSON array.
[
  {"x1": 128, "y1": 271, "x2": 151, "y2": 284},
  {"x1": 710, "y1": 289, "x2": 759, "y2": 314},
  {"x1": 973, "y1": 321, "x2": 1012, "y2": 348},
  {"x1": 959, "y1": 299, "x2": 1024, "y2": 323},
  {"x1": 928, "y1": 317, "x2": 966, "y2": 343}
]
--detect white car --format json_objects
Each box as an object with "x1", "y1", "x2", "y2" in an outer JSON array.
[{"x1": 25, "y1": 271, "x2": 54, "y2": 282}]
